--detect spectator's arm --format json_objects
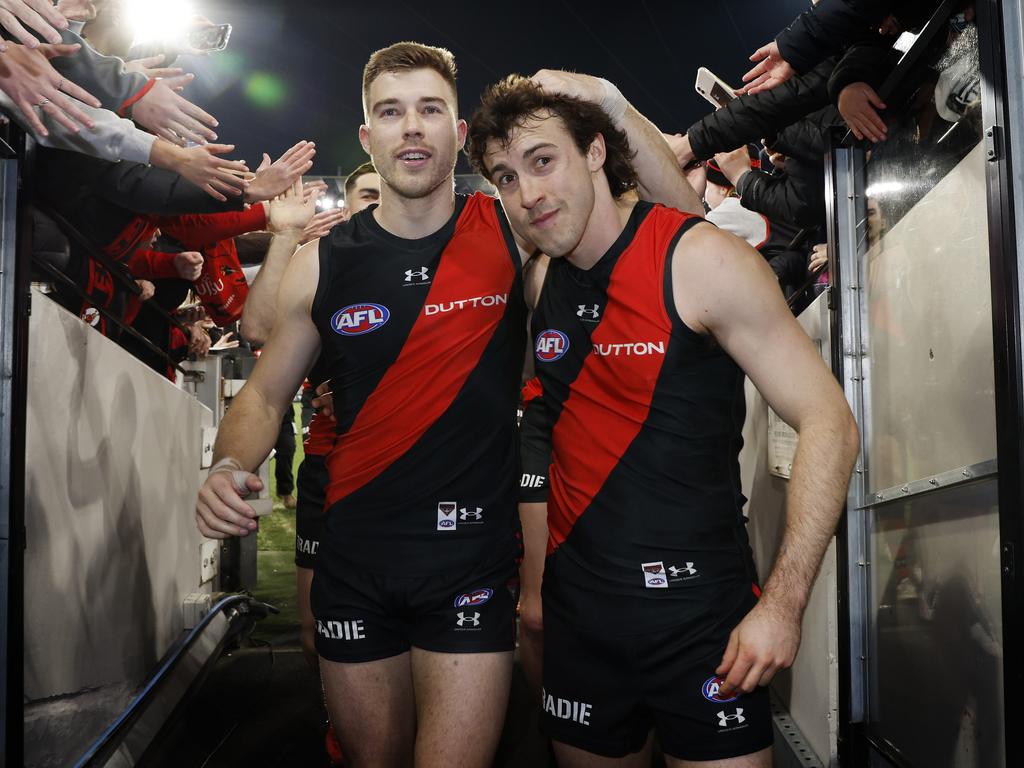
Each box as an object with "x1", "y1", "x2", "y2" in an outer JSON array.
[
  {"x1": 70, "y1": 151, "x2": 246, "y2": 215},
  {"x1": 736, "y1": 169, "x2": 822, "y2": 230},
  {"x1": 0, "y1": 41, "x2": 100, "y2": 135},
  {"x1": 828, "y1": 38, "x2": 902, "y2": 100},
  {"x1": 152, "y1": 206, "x2": 269, "y2": 250},
  {"x1": 687, "y1": 57, "x2": 836, "y2": 162},
  {"x1": 0, "y1": 87, "x2": 154, "y2": 162},
  {"x1": 50, "y1": 27, "x2": 149, "y2": 114},
  {"x1": 772, "y1": 107, "x2": 842, "y2": 163},
  {"x1": 125, "y1": 248, "x2": 181, "y2": 280},
  {"x1": 775, "y1": 0, "x2": 890, "y2": 75}
]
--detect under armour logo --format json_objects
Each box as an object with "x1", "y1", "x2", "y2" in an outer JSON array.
[
  {"x1": 456, "y1": 612, "x2": 480, "y2": 627},
  {"x1": 459, "y1": 507, "x2": 483, "y2": 521},
  {"x1": 717, "y1": 708, "x2": 745, "y2": 727},
  {"x1": 669, "y1": 563, "x2": 697, "y2": 577},
  {"x1": 577, "y1": 304, "x2": 600, "y2": 320},
  {"x1": 405, "y1": 267, "x2": 430, "y2": 282}
]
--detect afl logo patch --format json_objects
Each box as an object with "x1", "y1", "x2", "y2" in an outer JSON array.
[
  {"x1": 702, "y1": 675, "x2": 740, "y2": 703},
  {"x1": 535, "y1": 330, "x2": 569, "y2": 362},
  {"x1": 454, "y1": 588, "x2": 493, "y2": 608},
  {"x1": 332, "y1": 303, "x2": 390, "y2": 336}
]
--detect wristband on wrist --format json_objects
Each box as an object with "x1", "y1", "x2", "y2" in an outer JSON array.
[
  {"x1": 210, "y1": 457, "x2": 243, "y2": 475},
  {"x1": 597, "y1": 78, "x2": 628, "y2": 124}
]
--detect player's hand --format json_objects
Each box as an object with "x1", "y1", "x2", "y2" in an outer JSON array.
[
  {"x1": 269, "y1": 178, "x2": 317, "y2": 235},
  {"x1": 518, "y1": 583, "x2": 543, "y2": 637},
  {"x1": 244, "y1": 140, "x2": 316, "y2": 202},
  {"x1": 196, "y1": 465, "x2": 264, "y2": 538},
  {"x1": 312, "y1": 380, "x2": 335, "y2": 421},
  {"x1": 301, "y1": 208, "x2": 347, "y2": 244},
  {"x1": 715, "y1": 597, "x2": 801, "y2": 697},
  {"x1": 809, "y1": 243, "x2": 828, "y2": 274},
  {"x1": 740, "y1": 40, "x2": 796, "y2": 95},
  {"x1": 530, "y1": 68, "x2": 604, "y2": 103},
  {"x1": 838, "y1": 82, "x2": 887, "y2": 143}
]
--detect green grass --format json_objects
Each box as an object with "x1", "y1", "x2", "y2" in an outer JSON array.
[{"x1": 253, "y1": 404, "x2": 304, "y2": 637}]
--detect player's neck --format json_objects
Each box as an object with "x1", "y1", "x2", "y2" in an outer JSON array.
[
  {"x1": 567, "y1": 193, "x2": 634, "y2": 271},
  {"x1": 374, "y1": 177, "x2": 456, "y2": 240}
]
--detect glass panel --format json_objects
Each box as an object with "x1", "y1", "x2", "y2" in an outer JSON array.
[
  {"x1": 867, "y1": 480, "x2": 1003, "y2": 768},
  {"x1": 860, "y1": 17, "x2": 997, "y2": 494}
]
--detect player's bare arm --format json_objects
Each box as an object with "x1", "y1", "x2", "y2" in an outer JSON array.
[
  {"x1": 672, "y1": 223, "x2": 860, "y2": 696},
  {"x1": 196, "y1": 240, "x2": 323, "y2": 539}
]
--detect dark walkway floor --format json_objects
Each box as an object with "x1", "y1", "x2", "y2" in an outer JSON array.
[{"x1": 143, "y1": 629, "x2": 556, "y2": 768}]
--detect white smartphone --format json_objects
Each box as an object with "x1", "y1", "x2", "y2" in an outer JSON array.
[
  {"x1": 695, "y1": 67, "x2": 738, "y2": 109},
  {"x1": 188, "y1": 23, "x2": 232, "y2": 53}
]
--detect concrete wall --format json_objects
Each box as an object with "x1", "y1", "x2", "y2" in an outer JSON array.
[{"x1": 24, "y1": 291, "x2": 213, "y2": 701}]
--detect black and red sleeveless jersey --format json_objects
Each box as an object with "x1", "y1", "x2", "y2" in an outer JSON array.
[
  {"x1": 310, "y1": 193, "x2": 526, "y2": 574},
  {"x1": 532, "y1": 201, "x2": 757, "y2": 633},
  {"x1": 302, "y1": 358, "x2": 334, "y2": 458}
]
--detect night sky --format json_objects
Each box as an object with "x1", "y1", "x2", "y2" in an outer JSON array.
[{"x1": 171, "y1": 0, "x2": 810, "y2": 177}]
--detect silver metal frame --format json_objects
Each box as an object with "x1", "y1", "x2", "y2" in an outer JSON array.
[
  {"x1": 867, "y1": 459, "x2": 998, "y2": 506},
  {"x1": 834, "y1": 146, "x2": 870, "y2": 724},
  {"x1": 0, "y1": 150, "x2": 19, "y2": 759}
]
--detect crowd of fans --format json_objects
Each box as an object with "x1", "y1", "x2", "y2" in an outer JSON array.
[
  {"x1": 660, "y1": 0, "x2": 979, "y2": 305},
  {"x1": 0, "y1": 0, "x2": 982, "y2": 378},
  {"x1": 0, "y1": 0, "x2": 347, "y2": 380}
]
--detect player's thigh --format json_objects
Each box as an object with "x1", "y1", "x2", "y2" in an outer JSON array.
[
  {"x1": 664, "y1": 745, "x2": 772, "y2": 768},
  {"x1": 410, "y1": 648, "x2": 513, "y2": 768},
  {"x1": 552, "y1": 733, "x2": 653, "y2": 768},
  {"x1": 320, "y1": 653, "x2": 416, "y2": 767}
]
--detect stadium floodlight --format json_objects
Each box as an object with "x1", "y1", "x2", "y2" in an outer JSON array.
[{"x1": 125, "y1": 0, "x2": 197, "y2": 45}]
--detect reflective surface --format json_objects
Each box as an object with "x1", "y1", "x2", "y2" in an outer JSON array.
[
  {"x1": 860, "y1": 20, "x2": 996, "y2": 494},
  {"x1": 868, "y1": 480, "x2": 1003, "y2": 768},
  {"x1": 848, "y1": 14, "x2": 1005, "y2": 767}
]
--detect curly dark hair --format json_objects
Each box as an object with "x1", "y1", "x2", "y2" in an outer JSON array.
[{"x1": 466, "y1": 75, "x2": 638, "y2": 198}]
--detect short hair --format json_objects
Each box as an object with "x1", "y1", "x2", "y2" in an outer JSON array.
[
  {"x1": 362, "y1": 42, "x2": 458, "y2": 112},
  {"x1": 466, "y1": 75, "x2": 638, "y2": 198},
  {"x1": 344, "y1": 161, "x2": 378, "y2": 197}
]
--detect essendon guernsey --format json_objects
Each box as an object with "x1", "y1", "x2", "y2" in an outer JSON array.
[
  {"x1": 310, "y1": 193, "x2": 526, "y2": 574},
  {"x1": 532, "y1": 202, "x2": 759, "y2": 632}
]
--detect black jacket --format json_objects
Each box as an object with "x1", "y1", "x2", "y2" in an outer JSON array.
[
  {"x1": 686, "y1": 56, "x2": 838, "y2": 161},
  {"x1": 827, "y1": 34, "x2": 904, "y2": 101},
  {"x1": 776, "y1": 0, "x2": 939, "y2": 75},
  {"x1": 36, "y1": 147, "x2": 242, "y2": 253},
  {"x1": 776, "y1": 0, "x2": 891, "y2": 74}
]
